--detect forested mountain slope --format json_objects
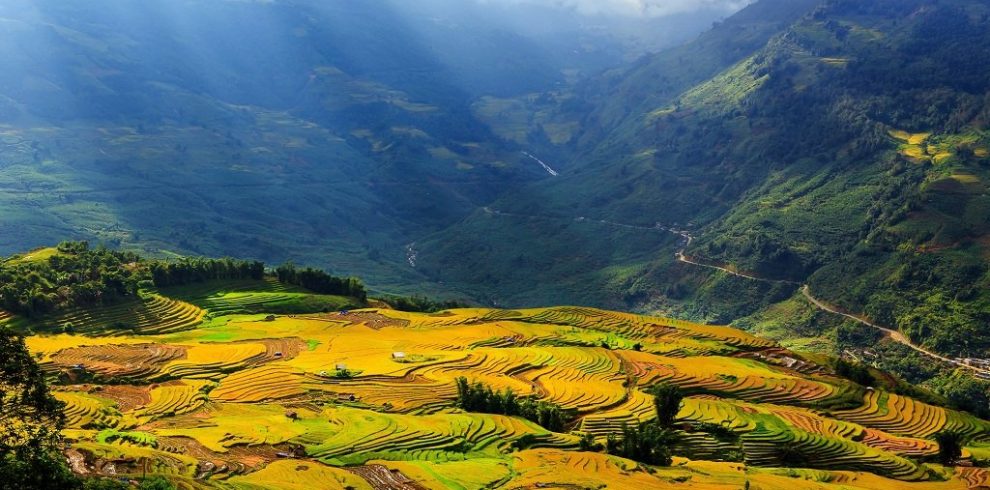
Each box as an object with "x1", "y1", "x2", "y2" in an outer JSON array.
[
  {"x1": 0, "y1": 0, "x2": 518, "y2": 294},
  {"x1": 419, "y1": 0, "x2": 990, "y2": 371},
  {"x1": 0, "y1": 0, "x2": 720, "y2": 297}
]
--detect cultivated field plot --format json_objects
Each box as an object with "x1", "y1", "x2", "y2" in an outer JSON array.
[{"x1": 24, "y1": 290, "x2": 990, "y2": 489}]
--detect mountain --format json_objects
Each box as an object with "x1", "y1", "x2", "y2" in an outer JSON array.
[
  {"x1": 0, "y1": 0, "x2": 512, "y2": 296},
  {"x1": 2, "y1": 0, "x2": 989, "y2": 429},
  {"x1": 0, "y1": 0, "x2": 723, "y2": 298},
  {"x1": 417, "y1": 0, "x2": 990, "y2": 383}
]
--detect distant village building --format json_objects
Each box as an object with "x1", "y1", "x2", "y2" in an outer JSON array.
[{"x1": 392, "y1": 352, "x2": 406, "y2": 360}]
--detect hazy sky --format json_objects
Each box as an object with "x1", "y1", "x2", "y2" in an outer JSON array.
[{"x1": 474, "y1": 0, "x2": 754, "y2": 17}]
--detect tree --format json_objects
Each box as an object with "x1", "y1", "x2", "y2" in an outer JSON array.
[
  {"x1": 0, "y1": 332, "x2": 79, "y2": 489},
  {"x1": 649, "y1": 384, "x2": 684, "y2": 428},
  {"x1": 453, "y1": 377, "x2": 572, "y2": 431},
  {"x1": 82, "y1": 479, "x2": 128, "y2": 490},
  {"x1": 935, "y1": 431, "x2": 963, "y2": 466},
  {"x1": 606, "y1": 421, "x2": 678, "y2": 466},
  {"x1": 833, "y1": 358, "x2": 876, "y2": 386},
  {"x1": 579, "y1": 432, "x2": 602, "y2": 452},
  {"x1": 776, "y1": 441, "x2": 808, "y2": 467},
  {"x1": 936, "y1": 374, "x2": 990, "y2": 420},
  {"x1": 138, "y1": 476, "x2": 177, "y2": 490}
]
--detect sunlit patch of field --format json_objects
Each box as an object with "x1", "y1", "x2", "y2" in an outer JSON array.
[
  {"x1": 302, "y1": 406, "x2": 577, "y2": 466},
  {"x1": 376, "y1": 458, "x2": 512, "y2": 489},
  {"x1": 820, "y1": 57, "x2": 850, "y2": 66},
  {"x1": 211, "y1": 364, "x2": 309, "y2": 403},
  {"x1": 890, "y1": 129, "x2": 933, "y2": 161},
  {"x1": 674, "y1": 397, "x2": 932, "y2": 479},
  {"x1": 55, "y1": 390, "x2": 129, "y2": 430},
  {"x1": 164, "y1": 315, "x2": 348, "y2": 343},
  {"x1": 27, "y1": 334, "x2": 152, "y2": 361},
  {"x1": 949, "y1": 173, "x2": 982, "y2": 188},
  {"x1": 889, "y1": 129, "x2": 990, "y2": 166},
  {"x1": 132, "y1": 380, "x2": 211, "y2": 421},
  {"x1": 151, "y1": 403, "x2": 311, "y2": 452},
  {"x1": 889, "y1": 130, "x2": 931, "y2": 146},
  {"x1": 500, "y1": 450, "x2": 952, "y2": 490},
  {"x1": 163, "y1": 279, "x2": 355, "y2": 316},
  {"x1": 832, "y1": 390, "x2": 990, "y2": 441},
  {"x1": 159, "y1": 342, "x2": 269, "y2": 379},
  {"x1": 224, "y1": 460, "x2": 373, "y2": 490},
  {"x1": 3, "y1": 246, "x2": 61, "y2": 265},
  {"x1": 68, "y1": 439, "x2": 201, "y2": 482}
]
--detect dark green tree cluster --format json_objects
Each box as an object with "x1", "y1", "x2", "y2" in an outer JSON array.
[
  {"x1": 605, "y1": 421, "x2": 679, "y2": 466},
  {"x1": 0, "y1": 242, "x2": 143, "y2": 318},
  {"x1": 600, "y1": 384, "x2": 683, "y2": 466},
  {"x1": 149, "y1": 257, "x2": 264, "y2": 287},
  {"x1": 934, "y1": 431, "x2": 964, "y2": 466},
  {"x1": 0, "y1": 331, "x2": 78, "y2": 489},
  {"x1": 386, "y1": 295, "x2": 467, "y2": 313},
  {"x1": 935, "y1": 431, "x2": 966, "y2": 466},
  {"x1": 454, "y1": 377, "x2": 571, "y2": 432},
  {"x1": 274, "y1": 263, "x2": 366, "y2": 301},
  {"x1": 832, "y1": 358, "x2": 876, "y2": 387},
  {"x1": 649, "y1": 383, "x2": 685, "y2": 428},
  {"x1": 81, "y1": 477, "x2": 175, "y2": 490},
  {"x1": 933, "y1": 374, "x2": 990, "y2": 420}
]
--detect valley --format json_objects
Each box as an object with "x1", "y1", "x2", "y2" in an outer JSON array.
[{"x1": 1, "y1": 0, "x2": 990, "y2": 488}]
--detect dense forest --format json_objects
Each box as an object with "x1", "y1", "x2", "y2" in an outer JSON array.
[
  {"x1": 0, "y1": 242, "x2": 143, "y2": 318},
  {"x1": 0, "y1": 243, "x2": 368, "y2": 319},
  {"x1": 149, "y1": 258, "x2": 265, "y2": 287},
  {"x1": 274, "y1": 263, "x2": 367, "y2": 301}
]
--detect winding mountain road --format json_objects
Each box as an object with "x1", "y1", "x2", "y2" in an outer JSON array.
[
  {"x1": 478, "y1": 206, "x2": 989, "y2": 376},
  {"x1": 675, "y1": 250, "x2": 799, "y2": 285},
  {"x1": 673, "y1": 241, "x2": 990, "y2": 377},
  {"x1": 797, "y1": 285, "x2": 988, "y2": 375}
]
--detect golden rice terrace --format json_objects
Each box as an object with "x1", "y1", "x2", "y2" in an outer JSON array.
[{"x1": 10, "y1": 282, "x2": 990, "y2": 489}]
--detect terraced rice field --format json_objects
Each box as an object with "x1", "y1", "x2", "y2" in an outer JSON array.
[
  {"x1": 22, "y1": 286, "x2": 990, "y2": 489},
  {"x1": 34, "y1": 293, "x2": 205, "y2": 335},
  {"x1": 163, "y1": 279, "x2": 355, "y2": 315},
  {"x1": 133, "y1": 380, "x2": 211, "y2": 421}
]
